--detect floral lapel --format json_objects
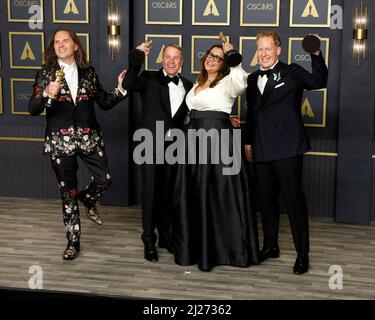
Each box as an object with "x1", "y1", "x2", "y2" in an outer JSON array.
[
  {"x1": 76, "y1": 67, "x2": 94, "y2": 103},
  {"x1": 271, "y1": 71, "x2": 281, "y2": 82}
]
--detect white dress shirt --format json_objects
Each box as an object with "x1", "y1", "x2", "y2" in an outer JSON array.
[
  {"x1": 163, "y1": 70, "x2": 186, "y2": 117},
  {"x1": 186, "y1": 65, "x2": 248, "y2": 114},
  {"x1": 257, "y1": 60, "x2": 279, "y2": 95},
  {"x1": 58, "y1": 60, "x2": 78, "y2": 103}
]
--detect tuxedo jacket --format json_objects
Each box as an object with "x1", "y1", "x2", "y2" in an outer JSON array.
[
  {"x1": 28, "y1": 62, "x2": 126, "y2": 157},
  {"x1": 245, "y1": 52, "x2": 328, "y2": 162},
  {"x1": 122, "y1": 49, "x2": 193, "y2": 133}
]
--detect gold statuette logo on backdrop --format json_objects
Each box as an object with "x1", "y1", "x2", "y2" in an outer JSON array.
[
  {"x1": 20, "y1": 42, "x2": 36, "y2": 60},
  {"x1": 146, "y1": 0, "x2": 182, "y2": 24},
  {"x1": 301, "y1": 97, "x2": 315, "y2": 118},
  {"x1": 9, "y1": 32, "x2": 44, "y2": 69},
  {"x1": 7, "y1": 0, "x2": 44, "y2": 23},
  {"x1": 192, "y1": 0, "x2": 230, "y2": 25},
  {"x1": 290, "y1": 0, "x2": 331, "y2": 27},
  {"x1": 240, "y1": 0, "x2": 280, "y2": 26},
  {"x1": 144, "y1": 34, "x2": 182, "y2": 71},
  {"x1": 52, "y1": 0, "x2": 89, "y2": 23},
  {"x1": 301, "y1": 89, "x2": 327, "y2": 127},
  {"x1": 203, "y1": 0, "x2": 220, "y2": 16},
  {"x1": 301, "y1": 0, "x2": 319, "y2": 17},
  {"x1": 64, "y1": 0, "x2": 79, "y2": 14}
]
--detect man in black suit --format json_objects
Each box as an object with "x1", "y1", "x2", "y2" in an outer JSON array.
[
  {"x1": 244, "y1": 31, "x2": 328, "y2": 274},
  {"x1": 28, "y1": 28, "x2": 127, "y2": 260},
  {"x1": 122, "y1": 43, "x2": 193, "y2": 262}
]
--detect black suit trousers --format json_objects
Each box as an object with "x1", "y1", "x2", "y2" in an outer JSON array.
[
  {"x1": 254, "y1": 155, "x2": 309, "y2": 255},
  {"x1": 140, "y1": 161, "x2": 174, "y2": 246}
]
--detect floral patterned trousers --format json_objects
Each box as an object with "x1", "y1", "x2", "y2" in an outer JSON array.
[{"x1": 50, "y1": 152, "x2": 112, "y2": 244}]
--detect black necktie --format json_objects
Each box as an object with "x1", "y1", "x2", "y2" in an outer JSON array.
[
  {"x1": 259, "y1": 69, "x2": 272, "y2": 78},
  {"x1": 165, "y1": 75, "x2": 179, "y2": 85}
]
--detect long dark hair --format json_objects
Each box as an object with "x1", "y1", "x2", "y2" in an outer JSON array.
[
  {"x1": 43, "y1": 28, "x2": 90, "y2": 69},
  {"x1": 197, "y1": 44, "x2": 230, "y2": 88}
]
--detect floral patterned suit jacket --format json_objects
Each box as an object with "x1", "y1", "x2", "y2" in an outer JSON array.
[{"x1": 29, "y1": 62, "x2": 126, "y2": 158}]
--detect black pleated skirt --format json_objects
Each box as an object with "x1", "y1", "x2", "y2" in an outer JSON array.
[{"x1": 172, "y1": 110, "x2": 259, "y2": 271}]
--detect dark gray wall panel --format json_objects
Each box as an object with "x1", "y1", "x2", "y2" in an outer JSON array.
[
  {"x1": 336, "y1": 0, "x2": 375, "y2": 224},
  {"x1": 303, "y1": 155, "x2": 337, "y2": 219}
]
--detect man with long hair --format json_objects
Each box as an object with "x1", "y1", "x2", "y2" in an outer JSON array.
[{"x1": 28, "y1": 28, "x2": 127, "y2": 260}]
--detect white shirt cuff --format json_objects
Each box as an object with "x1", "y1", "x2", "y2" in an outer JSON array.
[{"x1": 117, "y1": 85, "x2": 127, "y2": 96}]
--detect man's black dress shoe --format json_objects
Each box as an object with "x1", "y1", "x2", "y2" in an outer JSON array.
[
  {"x1": 158, "y1": 239, "x2": 174, "y2": 254},
  {"x1": 63, "y1": 241, "x2": 80, "y2": 260},
  {"x1": 259, "y1": 246, "x2": 280, "y2": 262},
  {"x1": 144, "y1": 246, "x2": 158, "y2": 262},
  {"x1": 293, "y1": 254, "x2": 309, "y2": 275},
  {"x1": 78, "y1": 191, "x2": 103, "y2": 225},
  {"x1": 84, "y1": 206, "x2": 103, "y2": 225}
]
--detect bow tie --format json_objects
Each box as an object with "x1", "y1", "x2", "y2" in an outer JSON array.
[
  {"x1": 164, "y1": 75, "x2": 179, "y2": 85},
  {"x1": 259, "y1": 69, "x2": 273, "y2": 78}
]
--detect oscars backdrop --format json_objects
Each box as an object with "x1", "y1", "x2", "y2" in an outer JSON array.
[{"x1": 0, "y1": 0, "x2": 374, "y2": 223}]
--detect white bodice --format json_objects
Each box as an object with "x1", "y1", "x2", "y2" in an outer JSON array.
[{"x1": 186, "y1": 66, "x2": 248, "y2": 114}]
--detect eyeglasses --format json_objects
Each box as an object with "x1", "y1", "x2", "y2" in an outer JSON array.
[{"x1": 206, "y1": 51, "x2": 224, "y2": 62}]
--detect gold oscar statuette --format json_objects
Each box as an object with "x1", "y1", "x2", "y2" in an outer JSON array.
[
  {"x1": 218, "y1": 32, "x2": 242, "y2": 67},
  {"x1": 145, "y1": 40, "x2": 153, "y2": 49},
  {"x1": 219, "y1": 32, "x2": 228, "y2": 43},
  {"x1": 45, "y1": 67, "x2": 65, "y2": 108}
]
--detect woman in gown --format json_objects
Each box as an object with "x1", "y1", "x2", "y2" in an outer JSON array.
[{"x1": 172, "y1": 42, "x2": 259, "y2": 271}]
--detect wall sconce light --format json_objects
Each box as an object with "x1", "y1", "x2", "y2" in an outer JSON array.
[
  {"x1": 353, "y1": 2, "x2": 368, "y2": 67},
  {"x1": 107, "y1": 1, "x2": 120, "y2": 61}
]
